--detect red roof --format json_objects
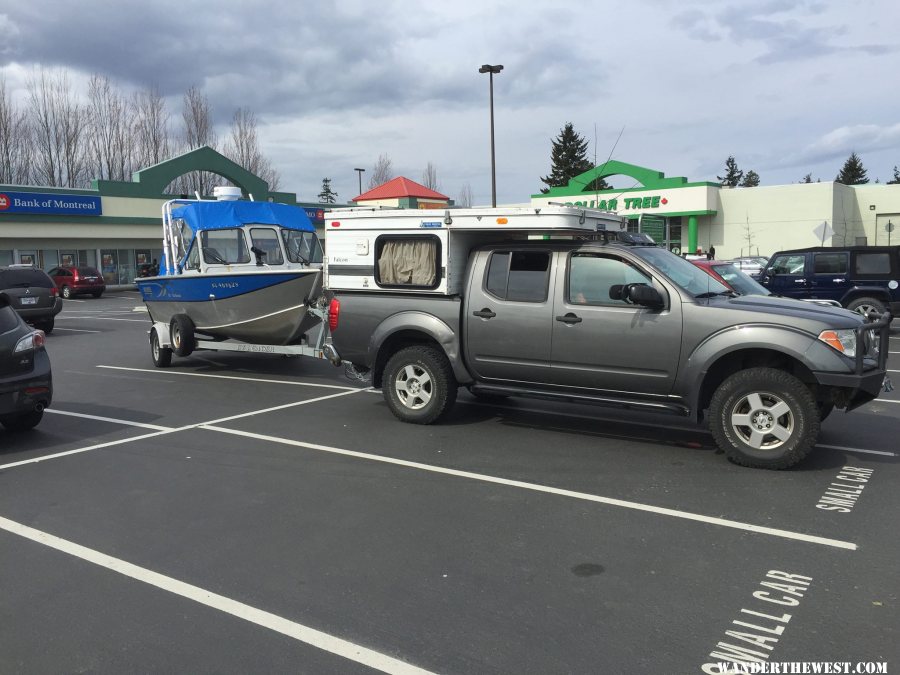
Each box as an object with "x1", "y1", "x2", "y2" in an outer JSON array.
[{"x1": 353, "y1": 176, "x2": 449, "y2": 202}]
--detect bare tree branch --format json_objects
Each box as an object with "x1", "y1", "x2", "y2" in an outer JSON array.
[
  {"x1": 368, "y1": 153, "x2": 393, "y2": 189},
  {"x1": 174, "y1": 85, "x2": 221, "y2": 195},
  {"x1": 132, "y1": 85, "x2": 171, "y2": 170},
  {"x1": 86, "y1": 74, "x2": 134, "y2": 181},
  {"x1": 0, "y1": 77, "x2": 32, "y2": 184},
  {"x1": 222, "y1": 107, "x2": 280, "y2": 191},
  {"x1": 457, "y1": 182, "x2": 474, "y2": 208},
  {"x1": 26, "y1": 67, "x2": 88, "y2": 187},
  {"x1": 422, "y1": 161, "x2": 439, "y2": 191}
]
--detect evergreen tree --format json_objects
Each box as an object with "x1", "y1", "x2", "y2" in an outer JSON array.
[
  {"x1": 739, "y1": 170, "x2": 760, "y2": 187},
  {"x1": 318, "y1": 177, "x2": 338, "y2": 204},
  {"x1": 801, "y1": 173, "x2": 813, "y2": 183},
  {"x1": 539, "y1": 123, "x2": 607, "y2": 193},
  {"x1": 835, "y1": 152, "x2": 869, "y2": 185},
  {"x1": 888, "y1": 165, "x2": 900, "y2": 185},
  {"x1": 717, "y1": 156, "x2": 743, "y2": 187}
]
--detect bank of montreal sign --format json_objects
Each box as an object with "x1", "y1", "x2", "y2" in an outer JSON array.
[
  {"x1": 0, "y1": 191, "x2": 102, "y2": 216},
  {"x1": 531, "y1": 185, "x2": 716, "y2": 216}
]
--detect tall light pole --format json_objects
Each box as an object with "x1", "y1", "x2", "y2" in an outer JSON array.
[
  {"x1": 478, "y1": 64, "x2": 503, "y2": 207},
  {"x1": 354, "y1": 168, "x2": 365, "y2": 196}
]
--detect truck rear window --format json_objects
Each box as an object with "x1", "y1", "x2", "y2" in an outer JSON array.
[{"x1": 485, "y1": 250, "x2": 550, "y2": 302}]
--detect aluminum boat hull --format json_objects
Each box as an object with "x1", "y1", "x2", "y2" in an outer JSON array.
[{"x1": 137, "y1": 270, "x2": 322, "y2": 345}]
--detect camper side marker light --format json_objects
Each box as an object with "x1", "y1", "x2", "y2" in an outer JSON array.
[{"x1": 496, "y1": 217, "x2": 508, "y2": 224}]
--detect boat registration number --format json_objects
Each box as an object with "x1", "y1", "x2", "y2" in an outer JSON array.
[
  {"x1": 236, "y1": 344, "x2": 276, "y2": 353},
  {"x1": 20, "y1": 297, "x2": 38, "y2": 305}
]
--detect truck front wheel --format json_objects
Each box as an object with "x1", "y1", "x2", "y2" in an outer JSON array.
[
  {"x1": 709, "y1": 367, "x2": 819, "y2": 469},
  {"x1": 383, "y1": 346, "x2": 458, "y2": 424}
]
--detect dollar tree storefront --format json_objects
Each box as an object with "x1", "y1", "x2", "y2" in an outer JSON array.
[
  {"x1": 532, "y1": 161, "x2": 718, "y2": 255},
  {"x1": 0, "y1": 146, "x2": 327, "y2": 283},
  {"x1": 531, "y1": 160, "x2": 900, "y2": 258}
]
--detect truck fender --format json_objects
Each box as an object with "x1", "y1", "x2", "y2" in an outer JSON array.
[
  {"x1": 681, "y1": 323, "x2": 850, "y2": 419},
  {"x1": 369, "y1": 311, "x2": 473, "y2": 385}
]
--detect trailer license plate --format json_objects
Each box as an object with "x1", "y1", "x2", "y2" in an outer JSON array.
[{"x1": 20, "y1": 297, "x2": 37, "y2": 305}]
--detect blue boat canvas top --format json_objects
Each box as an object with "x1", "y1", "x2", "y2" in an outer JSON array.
[{"x1": 171, "y1": 200, "x2": 315, "y2": 234}]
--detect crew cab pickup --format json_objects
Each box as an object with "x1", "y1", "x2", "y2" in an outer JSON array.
[{"x1": 325, "y1": 207, "x2": 891, "y2": 469}]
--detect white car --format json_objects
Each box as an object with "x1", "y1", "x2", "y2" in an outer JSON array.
[{"x1": 731, "y1": 256, "x2": 767, "y2": 278}]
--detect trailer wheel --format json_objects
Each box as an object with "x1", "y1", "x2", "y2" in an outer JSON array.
[
  {"x1": 709, "y1": 367, "x2": 819, "y2": 469},
  {"x1": 383, "y1": 346, "x2": 457, "y2": 424},
  {"x1": 170, "y1": 314, "x2": 195, "y2": 357},
  {"x1": 150, "y1": 327, "x2": 172, "y2": 368}
]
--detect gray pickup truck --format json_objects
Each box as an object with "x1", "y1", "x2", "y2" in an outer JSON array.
[{"x1": 327, "y1": 233, "x2": 891, "y2": 469}]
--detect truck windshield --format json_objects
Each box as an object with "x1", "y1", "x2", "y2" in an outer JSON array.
[{"x1": 632, "y1": 246, "x2": 730, "y2": 297}]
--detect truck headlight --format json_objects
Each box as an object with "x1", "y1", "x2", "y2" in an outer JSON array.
[{"x1": 818, "y1": 329, "x2": 857, "y2": 357}]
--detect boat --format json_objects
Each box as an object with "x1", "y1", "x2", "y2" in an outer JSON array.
[{"x1": 136, "y1": 187, "x2": 324, "y2": 346}]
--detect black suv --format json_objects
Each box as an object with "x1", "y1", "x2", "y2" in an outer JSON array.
[
  {"x1": 0, "y1": 265, "x2": 63, "y2": 333},
  {"x1": 0, "y1": 295, "x2": 52, "y2": 431},
  {"x1": 759, "y1": 246, "x2": 900, "y2": 317}
]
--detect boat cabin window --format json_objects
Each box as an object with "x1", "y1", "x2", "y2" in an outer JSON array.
[
  {"x1": 249, "y1": 227, "x2": 284, "y2": 265},
  {"x1": 184, "y1": 240, "x2": 200, "y2": 271},
  {"x1": 282, "y1": 230, "x2": 322, "y2": 264},
  {"x1": 201, "y1": 229, "x2": 250, "y2": 264}
]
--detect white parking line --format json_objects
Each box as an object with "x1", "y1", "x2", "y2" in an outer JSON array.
[
  {"x1": 57, "y1": 317, "x2": 148, "y2": 323},
  {"x1": 0, "y1": 389, "x2": 365, "y2": 472},
  {"x1": 52, "y1": 327, "x2": 102, "y2": 333},
  {"x1": 98, "y1": 365, "x2": 361, "y2": 391},
  {"x1": 45, "y1": 409, "x2": 173, "y2": 431},
  {"x1": 0, "y1": 516, "x2": 433, "y2": 675},
  {"x1": 816, "y1": 444, "x2": 897, "y2": 457},
  {"x1": 200, "y1": 425, "x2": 858, "y2": 551}
]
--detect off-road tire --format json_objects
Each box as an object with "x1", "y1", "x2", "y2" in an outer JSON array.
[
  {"x1": 61, "y1": 285, "x2": 72, "y2": 299},
  {"x1": 383, "y1": 346, "x2": 458, "y2": 424},
  {"x1": 170, "y1": 314, "x2": 195, "y2": 357},
  {"x1": 151, "y1": 327, "x2": 172, "y2": 368},
  {"x1": 709, "y1": 367, "x2": 819, "y2": 469},
  {"x1": 846, "y1": 296, "x2": 886, "y2": 318},
  {"x1": 1, "y1": 409, "x2": 44, "y2": 431}
]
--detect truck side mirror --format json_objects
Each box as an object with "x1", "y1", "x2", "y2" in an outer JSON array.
[
  {"x1": 610, "y1": 283, "x2": 663, "y2": 308},
  {"x1": 626, "y1": 283, "x2": 664, "y2": 308}
]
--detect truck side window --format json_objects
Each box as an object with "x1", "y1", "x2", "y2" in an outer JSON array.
[
  {"x1": 770, "y1": 254, "x2": 806, "y2": 275},
  {"x1": 854, "y1": 252, "x2": 891, "y2": 275},
  {"x1": 813, "y1": 252, "x2": 848, "y2": 274},
  {"x1": 485, "y1": 250, "x2": 550, "y2": 302},
  {"x1": 375, "y1": 236, "x2": 439, "y2": 288},
  {"x1": 568, "y1": 254, "x2": 650, "y2": 306}
]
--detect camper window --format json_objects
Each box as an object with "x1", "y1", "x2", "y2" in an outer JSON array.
[{"x1": 375, "y1": 236, "x2": 439, "y2": 288}]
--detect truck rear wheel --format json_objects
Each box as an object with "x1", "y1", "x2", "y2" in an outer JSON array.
[
  {"x1": 709, "y1": 367, "x2": 819, "y2": 469},
  {"x1": 383, "y1": 346, "x2": 457, "y2": 424}
]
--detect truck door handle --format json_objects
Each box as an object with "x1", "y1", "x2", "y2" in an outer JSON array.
[
  {"x1": 794, "y1": 279, "x2": 807, "y2": 284},
  {"x1": 472, "y1": 308, "x2": 496, "y2": 319},
  {"x1": 833, "y1": 278, "x2": 845, "y2": 283},
  {"x1": 556, "y1": 313, "x2": 583, "y2": 324}
]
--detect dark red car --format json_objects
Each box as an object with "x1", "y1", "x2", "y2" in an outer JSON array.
[
  {"x1": 47, "y1": 266, "x2": 105, "y2": 299},
  {"x1": 690, "y1": 259, "x2": 769, "y2": 296}
]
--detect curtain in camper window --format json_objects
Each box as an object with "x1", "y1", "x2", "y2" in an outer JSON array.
[{"x1": 377, "y1": 238, "x2": 438, "y2": 287}]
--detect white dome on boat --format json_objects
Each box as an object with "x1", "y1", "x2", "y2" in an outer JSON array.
[{"x1": 213, "y1": 186, "x2": 243, "y2": 201}]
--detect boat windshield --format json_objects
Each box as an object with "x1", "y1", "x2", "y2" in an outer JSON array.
[
  {"x1": 249, "y1": 228, "x2": 284, "y2": 265},
  {"x1": 200, "y1": 228, "x2": 251, "y2": 264},
  {"x1": 282, "y1": 229, "x2": 323, "y2": 264}
]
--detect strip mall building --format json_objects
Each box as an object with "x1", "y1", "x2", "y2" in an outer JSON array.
[
  {"x1": 530, "y1": 161, "x2": 900, "y2": 257},
  {"x1": 0, "y1": 147, "x2": 326, "y2": 284},
  {"x1": 3, "y1": 153, "x2": 899, "y2": 283}
]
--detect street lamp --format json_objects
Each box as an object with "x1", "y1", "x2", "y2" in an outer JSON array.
[
  {"x1": 478, "y1": 64, "x2": 503, "y2": 207},
  {"x1": 354, "y1": 168, "x2": 365, "y2": 196}
]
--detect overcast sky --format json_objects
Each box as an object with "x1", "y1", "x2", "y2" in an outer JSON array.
[{"x1": 1, "y1": 0, "x2": 898, "y2": 205}]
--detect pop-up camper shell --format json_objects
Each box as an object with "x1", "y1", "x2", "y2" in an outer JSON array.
[{"x1": 324, "y1": 206, "x2": 626, "y2": 295}]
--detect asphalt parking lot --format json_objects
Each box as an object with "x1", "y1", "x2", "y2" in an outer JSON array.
[{"x1": 1, "y1": 291, "x2": 898, "y2": 674}]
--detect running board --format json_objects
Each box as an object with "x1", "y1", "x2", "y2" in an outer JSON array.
[{"x1": 468, "y1": 385, "x2": 690, "y2": 416}]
